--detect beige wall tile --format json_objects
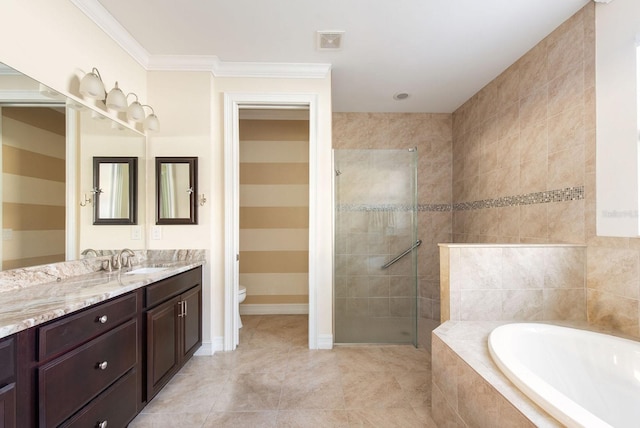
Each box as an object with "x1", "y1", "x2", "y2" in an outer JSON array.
[
  {"x1": 587, "y1": 289, "x2": 639, "y2": 336},
  {"x1": 543, "y1": 289, "x2": 587, "y2": 320},
  {"x1": 587, "y1": 247, "x2": 639, "y2": 299}
]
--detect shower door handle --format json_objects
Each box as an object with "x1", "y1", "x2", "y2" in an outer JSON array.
[{"x1": 381, "y1": 240, "x2": 422, "y2": 269}]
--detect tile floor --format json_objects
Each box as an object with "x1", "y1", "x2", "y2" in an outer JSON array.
[{"x1": 130, "y1": 315, "x2": 436, "y2": 427}]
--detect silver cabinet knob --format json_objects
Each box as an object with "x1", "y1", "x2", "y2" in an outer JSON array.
[
  {"x1": 97, "y1": 361, "x2": 108, "y2": 370},
  {"x1": 97, "y1": 315, "x2": 108, "y2": 324},
  {"x1": 97, "y1": 421, "x2": 108, "y2": 428}
]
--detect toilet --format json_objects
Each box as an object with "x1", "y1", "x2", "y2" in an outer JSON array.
[{"x1": 238, "y1": 286, "x2": 246, "y2": 328}]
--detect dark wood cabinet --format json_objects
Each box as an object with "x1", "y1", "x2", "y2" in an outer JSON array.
[
  {"x1": 146, "y1": 296, "x2": 181, "y2": 398},
  {"x1": 145, "y1": 267, "x2": 202, "y2": 400},
  {"x1": 0, "y1": 334, "x2": 16, "y2": 428},
  {"x1": 38, "y1": 319, "x2": 137, "y2": 427},
  {"x1": 8, "y1": 264, "x2": 202, "y2": 427}
]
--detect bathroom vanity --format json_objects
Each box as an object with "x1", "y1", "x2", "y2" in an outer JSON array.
[{"x1": 0, "y1": 262, "x2": 203, "y2": 428}]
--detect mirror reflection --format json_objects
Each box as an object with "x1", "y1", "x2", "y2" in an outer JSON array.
[
  {"x1": 156, "y1": 157, "x2": 197, "y2": 225},
  {"x1": 0, "y1": 61, "x2": 147, "y2": 270},
  {"x1": 93, "y1": 157, "x2": 137, "y2": 225}
]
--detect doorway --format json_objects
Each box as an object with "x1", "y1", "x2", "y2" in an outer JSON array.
[
  {"x1": 237, "y1": 110, "x2": 310, "y2": 328},
  {"x1": 223, "y1": 93, "x2": 320, "y2": 351}
]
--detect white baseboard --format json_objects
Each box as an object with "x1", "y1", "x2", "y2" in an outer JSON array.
[
  {"x1": 317, "y1": 334, "x2": 334, "y2": 349},
  {"x1": 240, "y1": 303, "x2": 309, "y2": 315},
  {"x1": 194, "y1": 337, "x2": 224, "y2": 355}
]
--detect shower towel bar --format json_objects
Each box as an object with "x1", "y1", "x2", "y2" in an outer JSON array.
[{"x1": 381, "y1": 239, "x2": 422, "y2": 269}]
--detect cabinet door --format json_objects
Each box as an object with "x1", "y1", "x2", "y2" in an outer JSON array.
[
  {"x1": 181, "y1": 284, "x2": 202, "y2": 362},
  {"x1": 146, "y1": 296, "x2": 180, "y2": 400},
  {"x1": 0, "y1": 383, "x2": 16, "y2": 428}
]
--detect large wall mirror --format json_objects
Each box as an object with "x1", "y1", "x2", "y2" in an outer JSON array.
[
  {"x1": 93, "y1": 157, "x2": 137, "y2": 225},
  {"x1": 0, "y1": 61, "x2": 146, "y2": 270},
  {"x1": 156, "y1": 157, "x2": 197, "y2": 225}
]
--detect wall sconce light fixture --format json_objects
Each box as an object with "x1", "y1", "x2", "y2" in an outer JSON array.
[
  {"x1": 142, "y1": 105, "x2": 160, "y2": 132},
  {"x1": 79, "y1": 67, "x2": 105, "y2": 99},
  {"x1": 126, "y1": 93, "x2": 145, "y2": 122},
  {"x1": 199, "y1": 194, "x2": 207, "y2": 206},
  {"x1": 79, "y1": 67, "x2": 160, "y2": 131},
  {"x1": 105, "y1": 82, "x2": 127, "y2": 111}
]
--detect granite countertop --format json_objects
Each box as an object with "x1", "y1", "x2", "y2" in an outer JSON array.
[{"x1": 0, "y1": 260, "x2": 204, "y2": 340}]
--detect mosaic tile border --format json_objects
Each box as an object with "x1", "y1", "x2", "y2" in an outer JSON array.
[
  {"x1": 337, "y1": 203, "x2": 417, "y2": 212},
  {"x1": 336, "y1": 186, "x2": 584, "y2": 213},
  {"x1": 452, "y1": 186, "x2": 584, "y2": 211}
]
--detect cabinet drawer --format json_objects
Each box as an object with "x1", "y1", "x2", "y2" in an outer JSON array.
[
  {"x1": 38, "y1": 319, "x2": 137, "y2": 428},
  {"x1": 0, "y1": 382, "x2": 16, "y2": 428},
  {"x1": 0, "y1": 336, "x2": 15, "y2": 386},
  {"x1": 38, "y1": 292, "x2": 137, "y2": 361},
  {"x1": 145, "y1": 267, "x2": 201, "y2": 308},
  {"x1": 60, "y1": 369, "x2": 137, "y2": 428}
]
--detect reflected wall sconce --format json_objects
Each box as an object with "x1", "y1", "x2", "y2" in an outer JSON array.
[
  {"x1": 199, "y1": 194, "x2": 207, "y2": 206},
  {"x1": 79, "y1": 67, "x2": 160, "y2": 131}
]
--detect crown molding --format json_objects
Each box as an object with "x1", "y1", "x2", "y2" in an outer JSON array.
[
  {"x1": 146, "y1": 55, "x2": 220, "y2": 71},
  {"x1": 70, "y1": 0, "x2": 151, "y2": 68},
  {"x1": 148, "y1": 55, "x2": 331, "y2": 78},
  {"x1": 211, "y1": 61, "x2": 331, "y2": 79},
  {"x1": 70, "y1": 0, "x2": 331, "y2": 79}
]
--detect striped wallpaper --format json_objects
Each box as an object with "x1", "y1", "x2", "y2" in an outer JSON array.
[
  {"x1": 1, "y1": 107, "x2": 65, "y2": 269},
  {"x1": 239, "y1": 119, "x2": 309, "y2": 307}
]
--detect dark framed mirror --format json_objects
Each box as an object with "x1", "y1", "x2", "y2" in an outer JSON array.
[
  {"x1": 93, "y1": 157, "x2": 138, "y2": 225},
  {"x1": 156, "y1": 157, "x2": 198, "y2": 225}
]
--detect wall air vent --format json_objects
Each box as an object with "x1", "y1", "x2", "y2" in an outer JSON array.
[{"x1": 317, "y1": 31, "x2": 345, "y2": 50}]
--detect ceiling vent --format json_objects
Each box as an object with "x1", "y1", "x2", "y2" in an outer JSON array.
[{"x1": 317, "y1": 31, "x2": 345, "y2": 50}]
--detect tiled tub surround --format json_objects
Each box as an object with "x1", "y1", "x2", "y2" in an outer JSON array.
[
  {"x1": 439, "y1": 244, "x2": 586, "y2": 322},
  {"x1": 434, "y1": 244, "x2": 589, "y2": 427},
  {"x1": 432, "y1": 321, "x2": 563, "y2": 428},
  {"x1": 0, "y1": 249, "x2": 205, "y2": 339}
]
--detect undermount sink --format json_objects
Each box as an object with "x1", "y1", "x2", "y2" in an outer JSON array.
[{"x1": 124, "y1": 267, "x2": 168, "y2": 275}]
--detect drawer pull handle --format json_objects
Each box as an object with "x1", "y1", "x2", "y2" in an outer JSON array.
[
  {"x1": 97, "y1": 315, "x2": 108, "y2": 324},
  {"x1": 97, "y1": 420, "x2": 108, "y2": 428},
  {"x1": 97, "y1": 361, "x2": 108, "y2": 370}
]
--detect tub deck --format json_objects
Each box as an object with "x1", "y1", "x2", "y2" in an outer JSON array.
[{"x1": 432, "y1": 321, "x2": 563, "y2": 427}]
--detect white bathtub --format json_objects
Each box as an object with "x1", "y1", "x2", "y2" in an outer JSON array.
[{"x1": 488, "y1": 323, "x2": 640, "y2": 428}]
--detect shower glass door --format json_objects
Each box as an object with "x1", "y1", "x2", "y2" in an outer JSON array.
[{"x1": 334, "y1": 149, "x2": 418, "y2": 345}]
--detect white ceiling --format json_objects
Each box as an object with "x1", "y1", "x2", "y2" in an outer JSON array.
[{"x1": 92, "y1": 0, "x2": 591, "y2": 113}]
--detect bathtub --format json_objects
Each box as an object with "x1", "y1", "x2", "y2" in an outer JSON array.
[{"x1": 488, "y1": 323, "x2": 640, "y2": 428}]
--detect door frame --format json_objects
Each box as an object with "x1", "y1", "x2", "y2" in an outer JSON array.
[{"x1": 223, "y1": 92, "x2": 319, "y2": 350}]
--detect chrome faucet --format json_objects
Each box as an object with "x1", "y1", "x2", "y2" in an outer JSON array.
[
  {"x1": 81, "y1": 248, "x2": 98, "y2": 258},
  {"x1": 112, "y1": 248, "x2": 136, "y2": 270}
]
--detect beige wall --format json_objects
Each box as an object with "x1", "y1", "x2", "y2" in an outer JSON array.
[
  {"x1": 0, "y1": 0, "x2": 147, "y2": 109},
  {"x1": 239, "y1": 119, "x2": 310, "y2": 305},
  {"x1": 451, "y1": 3, "x2": 640, "y2": 338},
  {"x1": 333, "y1": 113, "x2": 452, "y2": 348},
  {"x1": 1, "y1": 108, "x2": 66, "y2": 269}
]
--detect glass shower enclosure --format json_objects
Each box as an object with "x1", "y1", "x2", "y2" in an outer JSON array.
[{"x1": 334, "y1": 149, "x2": 418, "y2": 345}]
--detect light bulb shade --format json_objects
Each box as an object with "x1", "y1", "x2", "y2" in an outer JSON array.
[
  {"x1": 127, "y1": 101, "x2": 145, "y2": 122},
  {"x1": 79, "y1": 71, "x2": 105, "y2": 99},
  {"x1": 106, "y1": 82, "x2": 127, "y2": 111},
  {"x1": 144, "y1": 113, "x2": 160, "y2": 132}
]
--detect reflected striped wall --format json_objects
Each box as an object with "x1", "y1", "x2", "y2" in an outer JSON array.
[
  {"x1": 1, "y1": 107, "x2": 65, "y2": 269},
  {"x1": 239, "y1": 119, "x2": 309, "y2": 311}
]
